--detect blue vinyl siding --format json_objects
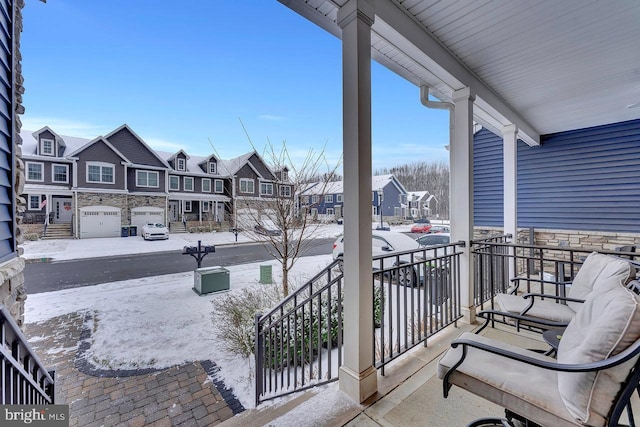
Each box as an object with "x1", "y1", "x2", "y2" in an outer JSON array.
[
  {"x1": 473, "y1": 119, "x2": 640, "y2": 233},
  {"x1": 473, "y1": 129, "x2": 504, "y2": 227},
  {"x1": 517, "y1": 119, "x2": 640, "y2": 232},
  {"x1": 0, "y1": 0, "x2": 13, "y2": 262}
]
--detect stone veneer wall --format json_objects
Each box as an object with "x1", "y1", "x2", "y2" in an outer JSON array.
[
  {"x1": 5, "y1": 0, "x2": 27, "y2": 327},
  {"x1": 474, "y1": 226, "x2": 640, "y2": 252}
]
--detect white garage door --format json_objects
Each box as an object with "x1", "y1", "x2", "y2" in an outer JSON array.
[
  {"x1": 131, "y1": 207, "x2": 165, "y2": 229},
  {"x1": 80, "y1": 206, "x2": 121, "y2": 239}
]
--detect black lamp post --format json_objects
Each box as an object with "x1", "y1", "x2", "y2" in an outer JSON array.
[{"x1": 377, "y1": 188, "x2": 384, "y2": 229}]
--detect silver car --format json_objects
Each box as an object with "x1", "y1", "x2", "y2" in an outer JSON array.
[{"x1": 332, "y1": 230, "x2": 425, "y2": 287}]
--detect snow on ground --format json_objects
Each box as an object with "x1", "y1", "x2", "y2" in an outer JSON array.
[
  {"x1": 25, "y1": 252, "x2": 333, "y2": 409},
  {"x1": 22, "y1": 220, "x2": 444, "y2": 411},
  {"x1": 19, "y1": 224, "x2": 346, "y2": 261},
  {"x1": 19, "y1": 221, "x2": 434, "y2": 261}
]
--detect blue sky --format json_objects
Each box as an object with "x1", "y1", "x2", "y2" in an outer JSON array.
[{"x1": 21, "y1": 0, "x2": 449, "y2": 172}]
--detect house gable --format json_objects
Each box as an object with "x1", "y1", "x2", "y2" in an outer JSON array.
[
  {"x1": 104, "y1": 125, "x2": 167, "y2": 168},
  {"x1": 32, "y1": 127, "x2": 66, "y2": 157},
  {"x1": 74, "y1": 138, "x2": 127, "y2": 190},
  {"x1": 247, "y1": 153, "x2": 277, "y2": 181},
  {"x1": 198, "y1": 155, "x2": 218, "y2": 175}
]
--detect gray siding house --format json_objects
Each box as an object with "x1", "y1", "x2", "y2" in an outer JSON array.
[
  {"x1": 20, "y1": 125, "x2": 289, "y2": 238},
  {"x1": 302, "y1": 174, "x2": 408, "y2": 221}
]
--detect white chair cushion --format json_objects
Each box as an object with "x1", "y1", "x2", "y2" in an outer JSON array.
[
  {"x1": 557, "y1": 276, "x2": 640, "y2": 424},
  {"x1": 438, "y1": 332, "x2": 584, "y2": 427},
  {"x1": 565, "y1": 252, "x2": 635, "y2": 312},
  {"x1": 495, "y1": 293, "x2": 576, "y2": 323}
]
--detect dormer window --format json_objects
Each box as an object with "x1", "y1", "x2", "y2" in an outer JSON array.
[
  {"x1": 41, "y1": 138, "x2": 54, "y2": 156},
  {"x1": 209, "y1": 162, "x2": 216, "y2": 174},
  {"x1": 177, "y1": 158, "x2": 186, "y2": 171}
]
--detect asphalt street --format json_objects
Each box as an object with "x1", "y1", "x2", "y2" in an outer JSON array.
[{"x1": 24, "y1": 237, "x2": 336, "y2": 294}]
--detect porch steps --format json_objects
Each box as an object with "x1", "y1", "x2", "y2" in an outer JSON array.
[
  {"x1": 169, "y1": 222, "x2": 187, "y2": 233},
  {"x1": 42, "y1": 223, "x2": 73, "y2": 240}
]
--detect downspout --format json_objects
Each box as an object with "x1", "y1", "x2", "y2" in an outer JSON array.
[{"x1": 419, "y1": 85, "x2": 454, "y2": 148}]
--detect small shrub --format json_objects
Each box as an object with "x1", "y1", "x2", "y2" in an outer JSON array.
[{"x1": 211, "y1": 284, "x2": 284, "y2": 358}]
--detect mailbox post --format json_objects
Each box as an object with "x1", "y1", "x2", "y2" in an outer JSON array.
[{"x1": 182, "y1": 240, "x2": 215, "y2": 268}]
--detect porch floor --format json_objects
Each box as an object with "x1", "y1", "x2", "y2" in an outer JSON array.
[{"x1": 225, "y1": 320, "x2": 640, "y2": 426}]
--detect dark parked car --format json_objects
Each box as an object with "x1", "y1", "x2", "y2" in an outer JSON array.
[
  {"x1": 416, "y1": 233, "x2": 450, "y2": 247},
  {"x1": 254, "y1": 223, "x2": 282, "y2": 236},
  {"x1": 428, "y1": 225, "x2": 450, "y2": 234}
]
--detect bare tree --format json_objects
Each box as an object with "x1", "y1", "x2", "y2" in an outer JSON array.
[{"x1": 236, "y1": 142, "x2": 341, "y2": 297}]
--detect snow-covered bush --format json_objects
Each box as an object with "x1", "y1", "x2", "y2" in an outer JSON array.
[{"x1": 211, "y1": 284, "x2": 284, "y2": 358}]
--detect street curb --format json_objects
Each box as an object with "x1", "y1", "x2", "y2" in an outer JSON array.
[{"x1": 21, "y1": 239, "x2": 262, "y2": 264}]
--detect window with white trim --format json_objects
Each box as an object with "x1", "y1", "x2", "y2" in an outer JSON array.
[
  {"x1": 325, "y1": 195, "x2": 333, "y2": 203},
  {"x1": 28, "y1": 195, "x2": 42, "y2": 210},
  {"x1": 136, "y1": 170, "x2": 159, "y2": 188},
  {"x1": 177, "y1": 158, "x2": 186, "y2": 171},
  {"x1": 260, "y1": 182, "x2": 273, "y2": 196},
  {"x1": 336, "y1": 194, "x2": 343, "y2": 203},
  {"x1": 326, "y1": 208, "x2": 334, "y2": 216},
  {"x1": 52, "y1": 164, "x2": 69, "y2": 183},
  {"x1": 311, "y1": 195, "x2": 319, "y2": 203},
  {"x1": 41, "y1": 138, "x2": 54, "y2": 156},
  {"x1": 185, "y1": 201, "x2": 192, "y2": 211},
  {"x1": 282, "y1": 169, "x2": 288, "y2": 181},
  {"x1": 202, "y1": 178, "x2": 211, "y2": 192},
  {"x1": 87, "y1": 162, "x2": 115, "y2": 184},
  {"x1": 184, "y1": 177, "x2": 194, "y2": 192},
  {"x1": 280, "y1": 185, "x2": 291, "y2": 197},
  {"x1": 202, "y1": 201, "x2": 210, "y2": 212},
  {"x1": 209, "y1": 162, "x2": 216, "y2": 174},
  {"x1": 214, "y1": 179, "x2": 224, "y2": 193},
  {"x1": 26, "y1": 162, "x2": 43, "y2": 182},
  {"x1": 240, "y1": 178, "x2": 254, "y2": 194},
  {"x1": 169, "y1": 175, "x2": 179, "y2": 191}
]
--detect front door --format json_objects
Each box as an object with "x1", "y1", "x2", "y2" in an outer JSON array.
[
  {"x1": 168, "y1": 201, "x2": 178, "y2": 222},
  {"x1": 52, "y1": 197, "x2": 73, "y2": 223}
]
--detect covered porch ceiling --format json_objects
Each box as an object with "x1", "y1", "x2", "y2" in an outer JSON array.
[{"x1": 279, "y1": 0, "x2": 640, "y2": 145}]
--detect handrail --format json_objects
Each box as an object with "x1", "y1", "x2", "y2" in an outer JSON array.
[
  {"x1": 0, "y1": 305, "x2": 55, "y2": 404},
  {"x1": 255, "y1": 241, "x2": 466, "y2": 405}
]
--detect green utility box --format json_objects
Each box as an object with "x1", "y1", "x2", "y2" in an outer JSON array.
[
  {"x1": 259, "y1": 264, "x2": 273, "y2": 284},
  {"x1": 193, "y1": 266, "x2": 230, "y2": 295}
]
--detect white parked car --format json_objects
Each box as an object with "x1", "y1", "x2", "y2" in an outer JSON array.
[
  {"x1": 332, "y1": 230, "x2": 424, "y2": 286},
  {"x1": 141, "y1": 223, "x2": 169, "y2": 240}
]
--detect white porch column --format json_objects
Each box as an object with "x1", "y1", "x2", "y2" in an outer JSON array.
[
  {"x1": 337, "y1": 0, "x2": 377, "y2": 404},
  {"x1": 450, "y1": 87, "x2": 476, "y2": 324},
  {"x1": 502, "y1": 124, "x2": 518, "y2": 279},
  {"x1": 502, "y1": 125, "x2": 518, "y2": 239}
]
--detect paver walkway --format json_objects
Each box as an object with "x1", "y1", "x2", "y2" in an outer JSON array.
[{"x1": 25, "y1": 312, "x2": 244, "y2": 427}]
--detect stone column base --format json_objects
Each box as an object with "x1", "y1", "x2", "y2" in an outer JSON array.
[
  {"x1": 339, "y1": 365, "x2": 377, "y2": 404},
  {"x1": 461, "y1": 305, "x2": 477, "y2": 325}
]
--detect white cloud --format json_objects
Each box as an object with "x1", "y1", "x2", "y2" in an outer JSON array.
[{"x1": 20, "y1": 116, "x2": 111, "y2": 138}]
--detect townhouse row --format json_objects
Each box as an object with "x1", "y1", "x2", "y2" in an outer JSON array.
[{"x1": 20, "y1": 124, "x2": 291, "y2": 238}]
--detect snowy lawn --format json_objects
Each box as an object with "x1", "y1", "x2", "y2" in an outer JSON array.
[{"x1": 25, "y1": 254, "x2": 334, "y2": 409}]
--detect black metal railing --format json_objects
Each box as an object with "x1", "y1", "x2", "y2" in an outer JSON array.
[
  {"x1": 1, "y1": 305, "x2": 55, "y2": 404},
  {"x1": 373, "y1": 242, "x2": 465, "y2": 373},
  {"x1": 471, "y1": 236, "x2": 640, "y2": 309},
  {"x1": 254, "y1": 241, "x2": 465, "y2": 404},
  {"x1": 255, "y1": 259, "x2": 344, "y2": 404}
]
